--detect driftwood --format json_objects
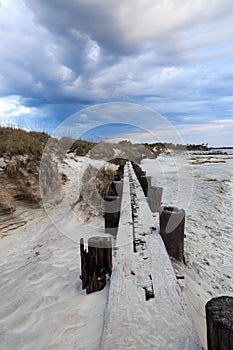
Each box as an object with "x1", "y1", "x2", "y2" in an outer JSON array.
[
  {"x1": 80, "y1": 237, "x2": 112, "y2": 294},
  {"x1": 159, "y1": 206, "x2": 185, "y2": 261},
  {"x1": 206, "y1": 296, "x2": 233, "y2": 350}
]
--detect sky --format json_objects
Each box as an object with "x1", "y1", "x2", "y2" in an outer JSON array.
[{"x1": 0, "y1": 0, "x2": 233, "y2": 146}]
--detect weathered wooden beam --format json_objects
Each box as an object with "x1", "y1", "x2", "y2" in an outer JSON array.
[
  {"x1": 80, "y1": 236, "x2": 112, "y2": 294},
  {"x1": 206, "y1": 296, "x2": 233, "y2": 350},
  {"x1": 101, "y1": 163, "x2": 203, "y2": 350},
  {"x1": 159, "y1": 206, "x2": 185, "y2": 261}
]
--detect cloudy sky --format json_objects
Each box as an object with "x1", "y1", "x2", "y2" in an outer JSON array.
[{"x1": 0, "y1": 0, "x2": 233, "y2": 146}]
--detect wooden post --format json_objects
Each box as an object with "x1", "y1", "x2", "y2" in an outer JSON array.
[
  {"x1": 114, "y1": 164, "x2": 124, "y2": 181},
  {"x1": 80, "y1": 237, "x2": 112, "y2": 294},
  {"x1": 107, "y1": 181, "x2": 118, "y2": 196},
  {"x1": 159, "y1": 206, "x2": 185, "y2": 261},
  {"x1": 118, "y1": 164, "x2": 124, "y2": 178},
  {"x1": 114, "y1": 173, "x2": 121, "y2": 181},
  {"x1": 146, "y1": 176, "x2": 152, "y2": 188},
  {"x1": 80, "y1": 238, "x2": 88, "y2": 289},
  {"x1": 206, "y1": 296, "x2": 233, "y2": 350},
  {"x1": 140, "y1": 175, "x2": 148, "y2": 197},
  {"x1": 131, "y1": 162, "x2": 148, "y2": 196},
  {"x1": 131, "y1": 162, "x2": 144, "y2": 180},
  {"x1": 148, "y1": 186, "x2": 163, "y2": 212},
  {"x1": 113, "y1": 180, "x2": 123, "y2": 198},
  {"x1": 104, "y1": 196, "x2": 121, "y2": 235}
]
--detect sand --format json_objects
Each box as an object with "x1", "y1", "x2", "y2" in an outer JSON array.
[
  {"x1": 1, "y1": 151, "x2": 232, "y2": 349},
  {"x1": 142, "y1": 152, "x2": 233, "y2": 349},
  {"x1": 0, "y1": 155, "x2": 111, "y2": 350}
]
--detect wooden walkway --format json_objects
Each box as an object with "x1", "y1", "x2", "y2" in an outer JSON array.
[{"x1": 100, "y1": 163, "x2": 203, "y2": 350}]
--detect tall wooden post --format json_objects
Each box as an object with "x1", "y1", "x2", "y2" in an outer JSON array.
[
  {"x1": 206, "y1": 296, "x2": 233, "y2": 350},
  {"x1": 118, "y1": 164, "x2": 124, "y2": 178},
  {"x1": 146, "y1": 176, "x2": 152, "y2": 188},
  {"x1": 113, "y1": 180, "x2": 123, "y2": 198},
  {"x1": 140, "y1": 175, "x2": 148, "y2": 197},
  {"x1": 80, "y1": 237, "x2": 112, "y2": 294},
  {"x1": 159, "y1": 206, "x2": 185, "y2": 261},
  {"x1": 104, "y1": 196, "x2": 121, "y2": 235},
  {"x1": 80, "y1": 238, "x2": 88, "y2": 289},
  {"x1": 147, "y1": 186, "x2": 163, "y2": 212}
]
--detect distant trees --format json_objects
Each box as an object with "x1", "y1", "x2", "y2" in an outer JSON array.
[
  {"x1": 118, "y1": 140, "x2": 132, "y2": 146},
  {"x1": 186, "y1": 143, "x2": 209, "y2": 151},
  {"x1": 144, "y1": 141, "x2": 210, "y2": 153}
]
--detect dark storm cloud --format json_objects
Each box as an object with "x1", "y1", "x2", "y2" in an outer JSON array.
[
  {"x1": 1, "y1": 0, "x2": 233, "y2": 145},
  {"x1": 25, "y1": 0, "x2": 137, "y2": 55}
]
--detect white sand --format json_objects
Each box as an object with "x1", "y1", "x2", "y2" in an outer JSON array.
[
  {"x1": 142, "y1": 152, "x2": 233, "y2": 349},
  {"x1": 0, "y1": 155, "x2": 112, "y2": 350},
  {"x1": 1, "y1": 152, "x2": 232, "y2": 349}
]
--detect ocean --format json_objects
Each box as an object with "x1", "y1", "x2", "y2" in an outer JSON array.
[{"x1": 212, "y1": 148, "x2": 233, "y2": 155}]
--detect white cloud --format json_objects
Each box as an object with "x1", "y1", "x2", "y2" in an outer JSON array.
[
  {"x1": 221, "y1": 96, "x2": 233, "y2": 102},
  {"x1": 118, "y1": 0, "x2": 233, "y2": 47},
  {"x1": 177, "y1": 121, "x2": 233, "y2": 146},
  {"x1": 1, "y1": 0, "x2": 233, "y2": 145},
  {"x1": 86, "y1": 39, "x2": 101, "y2": 61},
  {"x1": 0, "y1": 96, "x2": 32, "y2": 118},
  {"x1": 159, "y1": 67, "x2": 179, "y2": 82},
  {"x1": 214, "y1": 119, "x2": 233, "y2": 123}
]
